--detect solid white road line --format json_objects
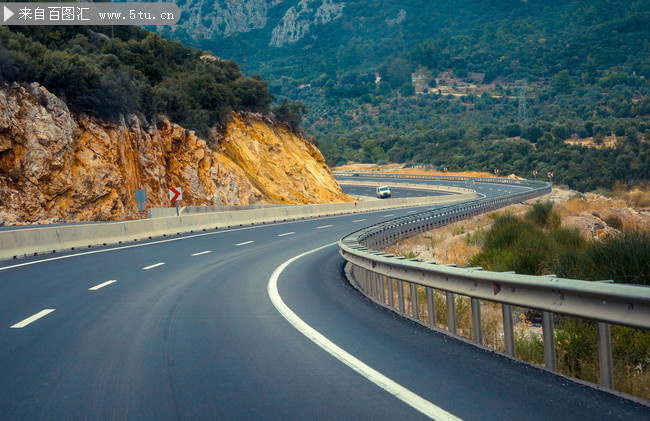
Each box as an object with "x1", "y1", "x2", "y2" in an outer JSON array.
[
  {"x1": 89, "y1": 280, "x2": 116, "y2": 291},
  {"x1": 383, "y1": 214, "x2": 395, "y2": 218},
  {"x1": 352, "y1": 219, "x2": 366, "y2": 222},
  {"x1": 191, "y1": 251, "x2": 212, "y2": 256},
  {"x1": 268, "y1": 244, "x2": 461, "y2": 421},
  {"x1": 316, "y1": 225, "x2": 332, "y2": 229},
  {"x1": 278, "y1": 232, "x2": 295, "y2": 237},
  {"x1": 143, "y1": 262, "x2": 165, "y2": 270},
  {"x1": 11, "y1": 309, "x2": 55, "y2": 328},
  {"x1": 407, "y1": 211, "x2": 417, "y2": 214},
  {"x1": 236, "y1": 241, "x2": 254, "y2": 246}
]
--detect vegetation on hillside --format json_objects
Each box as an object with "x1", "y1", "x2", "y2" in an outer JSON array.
[
  {"x1": 0, "y1": 25, "x2": 304, "y2": 137},
  {"x1": 469, "y1": 201, "x2": 650, "y2": 285},
  {"x1": 177, "y1": 0, "x2": 650, "y2": 190}
]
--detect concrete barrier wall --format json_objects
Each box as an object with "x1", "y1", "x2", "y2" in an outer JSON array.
[
  {"x1": 148, "y1": 203, "x2": 285, "y2": 219},
  {"x1": 0, "y1": 192, "x2": 476, "y2": 261}
]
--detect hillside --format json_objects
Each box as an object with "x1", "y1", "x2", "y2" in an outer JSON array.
[
  {"x1": 0, "y1": 25, "x2": 350, "y2": 224},
  {"x1": 167, "y1": 0, "x2": 650, "y2": 191},
  {"x1": 0, "y1": 82, "x2": 348, "y2": 224}
]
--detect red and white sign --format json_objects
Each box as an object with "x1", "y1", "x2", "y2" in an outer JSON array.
[
  {"x1": 443, "y1": 167, "x2": 447, "y2": 172},
  {"x1": 169, "y1": 187, "x2": 182, "y2": 202},
  {"x1": 548, "y1": 172, "x2": 554, "y2": 178},
  {"x1": 494, "y1": 169, "x2": 499, "y2": 174},
  {"x1": 533, "y1": 170, "x2": 538, "y2": 176}
]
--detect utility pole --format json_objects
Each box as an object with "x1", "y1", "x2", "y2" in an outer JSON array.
[{"x1": 517, "y1": 80, "x2": 529, "y2": 128}]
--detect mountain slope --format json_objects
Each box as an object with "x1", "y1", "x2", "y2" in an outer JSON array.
[
  {"x1": 168, "y1": 0, "x2": 650, "y2": 191},
  {"x1": 0, "y1": 83, "x2": 348, "y2": 224}
]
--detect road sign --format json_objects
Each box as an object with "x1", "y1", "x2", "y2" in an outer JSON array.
[
  {"x1": 137, "y1": 202, "x2": 146, "y2": 211},
  {"x1": 533, "y1": 170, "x2": 538, "y2": 176},
  {"x1": 135, "y1": 189, "x2": 147, "y2": 203},
  {"x1": 494, "y1": 169, "x2": 499, "y2": 174},
  {"x1": 548, "y1": 172, "x2": 553, "y2": 178},
  {"x1": 4, "y1": 6, "x2": 13, "y2": 22},
  {"x1": 169, "y1": 187, "x2": 182, "y2": 202}
]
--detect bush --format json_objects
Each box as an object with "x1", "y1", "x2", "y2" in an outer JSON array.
[
  {"x1": 525, "y1": 201, "x2": 561, "y2": 230},
  {"x1": 582, "y1": 231, "x2": 650, "y2": 285}
]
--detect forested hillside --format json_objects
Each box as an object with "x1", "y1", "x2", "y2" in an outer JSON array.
[
  {"x1": 170, "y1": 0, "x2": 650, "y2": 191},
  {"x1": 0, "y1": 25, "x2": 274, "y2": 138}
]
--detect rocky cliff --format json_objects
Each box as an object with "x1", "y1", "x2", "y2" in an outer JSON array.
[
  {"x1": 0, "y1": 82, "x2": 349, "y2": 224},
  {"x1": 177, "y1": 0, "x2": 345, "y2": 47}
]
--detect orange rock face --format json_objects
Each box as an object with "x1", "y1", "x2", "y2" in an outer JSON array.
[{"x1": 0, "y1": 83, "x2": 349, "y2": 224}]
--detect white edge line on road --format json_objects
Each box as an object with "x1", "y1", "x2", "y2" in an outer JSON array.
[
  {"x1": 191, "y1": 250, "x2": 212, "y2": 256},
  {"x1": 267, "y1": 244, "x2": 461, "y2": 421},
  {"x1": 316, "y1": 225, "x2": 332, "y2": 229},
  {"x1": 236, "y1": 241, "x2": 254, "y2": 246},
  {"x1": 143, "y1": 262, "x2": 165, "y2": 270},
  {"x1": 11, "y1": 309, "x2": 55, "y2": 328},
  {"x1": 352, "y1": 219, "x2": 366, "y2": 222},
  {"x1": 278, "y1": 232, "x2": 295, "y2": 237},
  {"x1": 89, "y1": 280, "x2": 117, "y2": 291}
]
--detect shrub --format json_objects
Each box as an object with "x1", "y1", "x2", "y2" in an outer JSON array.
[
  {"x1": 525, "y1": 201, "x2": 561, "y2": 230},
  {"x1": 582, "y1": 231, "x2": 650, "y2": 285}
]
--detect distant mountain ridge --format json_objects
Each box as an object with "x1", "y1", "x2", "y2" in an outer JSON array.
[{"x1": 171, "y1": 0, "x2": 344, "y2": 47}]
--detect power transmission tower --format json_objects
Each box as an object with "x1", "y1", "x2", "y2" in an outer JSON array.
[{"x1": 517, "y1": 80, "x2": 529, "y2": 128}]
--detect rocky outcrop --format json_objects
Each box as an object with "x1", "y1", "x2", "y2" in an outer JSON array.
[
  {"x1": 0, "y1": 83, "x2": 349, "y2": 224},
  {"x1": 176, "y1": 0, "x2": 345, "y2": 47},
  {"x1": 270, "y1": 0, "x2": 344, "y2": 47},
  {"x1": 180, "y1": 0, "x2": 269, "y2": 37}
]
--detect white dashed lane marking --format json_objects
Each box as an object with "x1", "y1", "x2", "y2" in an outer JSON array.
[
  {"x1": 236, "y1": 241, "x2": 254, "y2": 246},
  {"x1": 191, "y1": 251, "x2": 212, "y2": 256},
  {"x1": 143, "y1": 262, "x2": 165, "y2": 270},
  {"x1": 11, "y1": 309, "x2": 55, "y2": 328},
  {"x1": 89, "y1": 280, "x2": 116, "y2": 291}
]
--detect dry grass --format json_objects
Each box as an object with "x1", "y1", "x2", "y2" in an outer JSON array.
[
  {"x1": 333, "y1": 162, "x2": 497, "y2": 178},
  {"x1": 564, "y1": 135, "x2": 618, "y2": 149}
]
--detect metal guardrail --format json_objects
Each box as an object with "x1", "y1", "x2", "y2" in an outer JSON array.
[{"x1": 338, "y1": 174, "x2": 650, "y2": 392}]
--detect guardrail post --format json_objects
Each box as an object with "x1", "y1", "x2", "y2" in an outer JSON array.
[
  {"x1": 597, "y1": 322, "x2": 614, "y2": 389},
  {"x1": 426, "y1": 287, "x2": 436, "y2": 327},
  {"x1": 446, "y1": 292, "x2": 457, "y2": 335},
  {"x1": 375, "y1": 273, "x2": 381, "y2": 301},
  {"x1": 542, "y1": 311, "x2": 557, "y2": 371},
  {"x1": 379, "y1": 275, "x2": 386, "y2": 304},
  {"x1": 411, "y1": 283, "x2": 419, "y2": 320},
  {"x1": 370, "y1": 272, "x2": 377, "y2": 299},
  {"x1": 387, "y1": 277, "x2": 394, "y2": 308},
  {"x1": 502, "y1": 304, "x2": 516, "y2": 357},
  {"x1": 397, "y1": 280, "x2": 405, "y2": 314},
  {"x1": 471, "y1": 298, "x2": 483, "y2": 345}
]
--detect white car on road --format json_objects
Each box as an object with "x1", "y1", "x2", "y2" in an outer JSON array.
[{"x1": 376, "y1": 186, "x2": 391, "y2": 198}]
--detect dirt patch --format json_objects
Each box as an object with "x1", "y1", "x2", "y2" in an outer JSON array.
[{"x1": 333, "y1": 162, "x2": 501, "y2": 178}]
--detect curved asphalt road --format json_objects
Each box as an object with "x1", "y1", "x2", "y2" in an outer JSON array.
[{"x1": 0, "y1": 181, "x2": 646, "y2": 419}]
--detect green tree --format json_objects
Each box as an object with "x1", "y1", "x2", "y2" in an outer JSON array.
[
  {"x1": 554, "y1": 70, "x2": 575, "y2": 94},
  {"x1": 272, "y1": 99, "x2": 307, "y2": 133}
]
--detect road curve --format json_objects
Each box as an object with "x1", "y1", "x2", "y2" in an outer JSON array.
[{"x1": 0, "y1": 181, "x2": 646, "y2": 419}]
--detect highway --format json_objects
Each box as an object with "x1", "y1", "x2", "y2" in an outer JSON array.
[{"x1": 0, "y1": 180, "x2": 646, "y2": 419}]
